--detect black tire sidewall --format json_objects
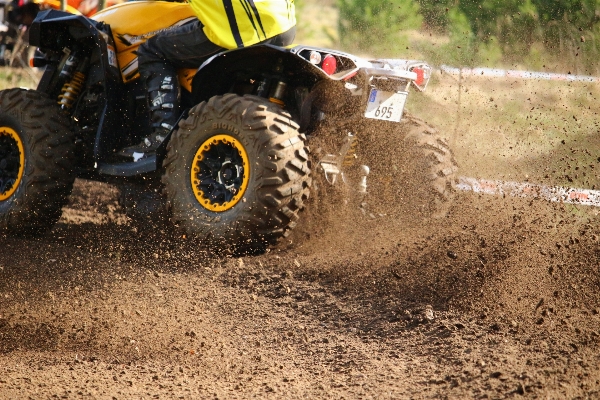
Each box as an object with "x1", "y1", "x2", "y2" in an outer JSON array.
[{"x1": 0, "y1": 112, "x2": 29, "y2": 215}]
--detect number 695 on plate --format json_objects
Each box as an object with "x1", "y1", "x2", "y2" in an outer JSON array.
[{"x1": 364, "y1": 88, "x2": 407, "y2": 122}]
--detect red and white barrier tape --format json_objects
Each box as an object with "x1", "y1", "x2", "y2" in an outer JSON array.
[
  {"x1": 440, "y1": 65, "x2": 600, "y2": 83},
  {"x1": 457, "y1": 176, "x2": 600, "y2": 207}
]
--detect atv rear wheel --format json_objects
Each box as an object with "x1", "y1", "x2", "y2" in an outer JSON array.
[
  {"x1": 162, "y1": 94, "x2": 311, "y2": 253},
  {"x1": 361, "y1": 115, "x2": 458, "y2": 220},
  {"x1": 0, "y1": 88, "x2": 75, "y2": 234}
]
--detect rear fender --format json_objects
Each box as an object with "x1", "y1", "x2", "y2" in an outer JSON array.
[
  {"x1": 190, "y1": 44, "x2": 431, "y2": 114},
  {"x1": 190, "y1": 44, "x2": 359, "y2": 105},
  {"x1": 291, "y1": 46, "x2": 432, "y2": 91}
]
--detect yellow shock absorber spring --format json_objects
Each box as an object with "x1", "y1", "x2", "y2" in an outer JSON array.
[
  {"x1": 342, "y1": 136, "x2": 358, "y2": 167},
  {"x1": 57, "y1": 71, "x2": 86, "y2": 109}
]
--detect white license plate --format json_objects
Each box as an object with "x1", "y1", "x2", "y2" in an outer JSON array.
[{"x1": 364, "y1": 89, "x2": 407, "y2": 122}]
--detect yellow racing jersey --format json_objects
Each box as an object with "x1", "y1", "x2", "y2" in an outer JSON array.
[{"x1": 189, "y1": 0, "x2": 295, "y2": 49}]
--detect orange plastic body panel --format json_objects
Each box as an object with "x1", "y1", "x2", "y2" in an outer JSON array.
[
  {"x1": 92, "y1": 1, "x2": 197, "y2": 87},
  {"x1": 33, "y1": 0, "x2": 124, "y2": 17}
]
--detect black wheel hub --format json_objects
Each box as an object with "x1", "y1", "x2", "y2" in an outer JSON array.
[{"x1": 195, "y1": 142, "x2": 245, "y2": 204}]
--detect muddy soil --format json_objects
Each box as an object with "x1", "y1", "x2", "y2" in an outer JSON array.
[{"x1": 0, "y1": 177, "x2": 599, "y2": 399}]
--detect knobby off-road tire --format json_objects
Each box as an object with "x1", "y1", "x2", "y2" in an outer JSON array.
[
  {"x1": 162, "y1": 94, "x2": 311, "y2": 253},
  {"x1": 0, "y1": 88, "x2": 75, "y2": 235},
  {"x1": 361, "y1": 115, "x2": 458, "y2": 220}
]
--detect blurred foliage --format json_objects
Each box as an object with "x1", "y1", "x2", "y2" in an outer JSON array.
[
  {"x1": 295, "y1": 0, "x2": 339, "y2": 48},
  {"x1": 337, "y1": 0, "x2": 422, "y2": 55},
  {"x1": 336, "y1": 0, "x2": 600, "y2": 73}
]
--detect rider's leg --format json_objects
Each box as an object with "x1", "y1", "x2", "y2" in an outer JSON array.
[
  {"x1": 119, "y1": 21, "x2": 296, "y2": 158},
  {"x1": 119, "y1": 20, "x2": 223, "y2": 158}
]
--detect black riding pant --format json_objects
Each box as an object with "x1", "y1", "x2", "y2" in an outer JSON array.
[
  {"x1": 136, "y1": 20, "x2": 295, "y2": 132},
  {"x1": 137, "y1": 19, "x2": 296, "y2": 78}
]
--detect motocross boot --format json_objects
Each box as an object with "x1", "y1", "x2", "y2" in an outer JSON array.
[{"x1": 119, "y1": 74, "x2": 180, "y2": 160}]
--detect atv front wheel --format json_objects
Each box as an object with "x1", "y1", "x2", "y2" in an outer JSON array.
[
  {"x1": 162, "y1": 94, "x2": 311, "y2": 253},
  {"x1": 0, "y1": 88, "x2": 75, "y2": 234}
]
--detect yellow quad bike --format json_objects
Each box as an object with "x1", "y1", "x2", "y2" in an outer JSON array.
[{"x1": 0, "y1": 1, "x2": 457, "y2": 252}]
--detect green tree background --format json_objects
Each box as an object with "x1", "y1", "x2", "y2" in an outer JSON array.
[
  {"x1": 328, "y1": 0, "x2": 600, "y2": 73},
  {"x1": 338, "y1": 0, "x2": 422, "y2": 53}
]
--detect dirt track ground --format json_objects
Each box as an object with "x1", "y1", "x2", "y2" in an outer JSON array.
[{"x1": 1, "y1": 175, "x2": 599, "y2": 399}]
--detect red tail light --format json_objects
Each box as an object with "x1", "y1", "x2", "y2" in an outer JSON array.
[
  {"x1": 413, "y1": 67, "x2": 425, "y2": 86},
  {"x1": 321, "y1": 54, "x2": 337, "y2": 75}
]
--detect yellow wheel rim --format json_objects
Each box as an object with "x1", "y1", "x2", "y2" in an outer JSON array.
[
  {"x1": 0, "y1": 127, "x2": 25, "y2": 201},
  {"x1": 190, "y1": 134, "x2": 250, "y2": 212}
]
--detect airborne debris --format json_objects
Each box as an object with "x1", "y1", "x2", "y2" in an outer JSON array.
[
  {"x1": 535, "y1": 298, "x2": 544, "y2": 310},
  {"x1": 425, "y1": 305, "x2": 435, "y2": 321}
]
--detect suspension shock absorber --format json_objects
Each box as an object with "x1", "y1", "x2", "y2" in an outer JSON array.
[
  {"x1": 255, "y1": 75, "x2": 288, "y2": 107},
  {"x1": 343, "y1": 133, "x2": 358, "y2": 168},
  {"x1": 57, "y1": 57, "x2": 89, "y2": 110},
  {"x1": 269, "y1": 80, "x2": 287, "y2": 107}
]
